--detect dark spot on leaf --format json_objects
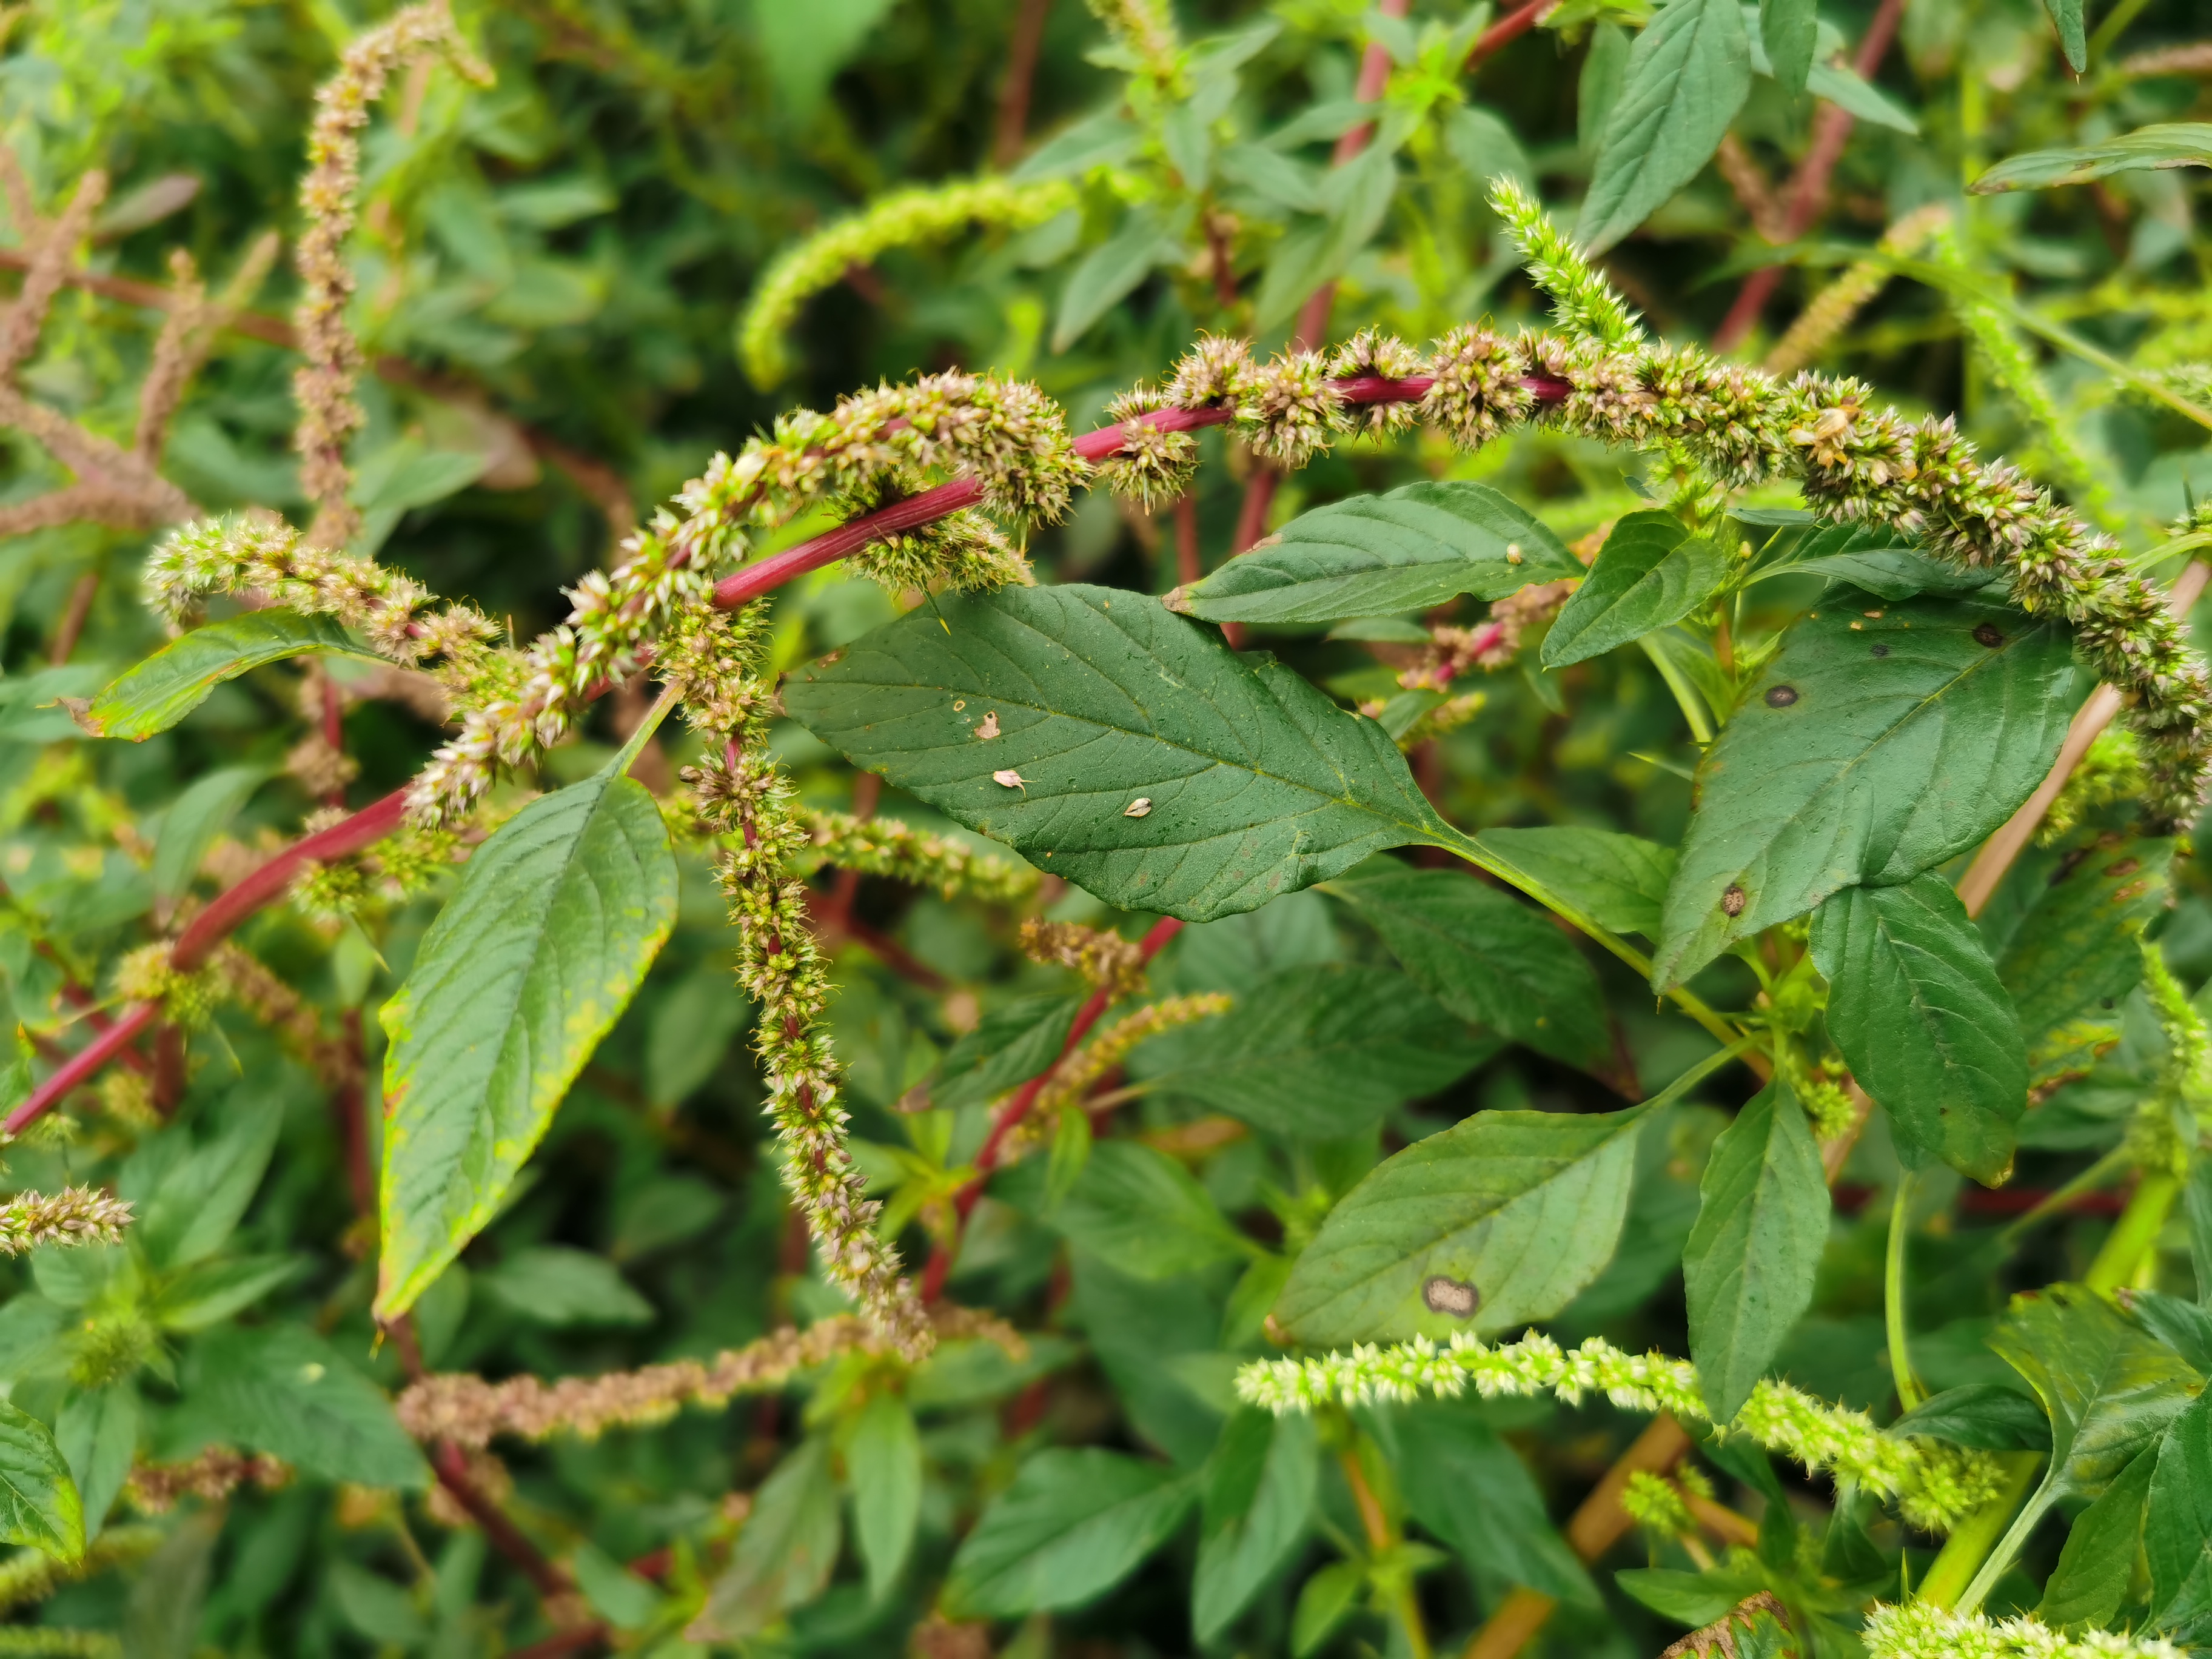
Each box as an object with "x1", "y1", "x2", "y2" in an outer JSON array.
[
  {"x1": 2103, "y1": 858, "x2": 2140, "y2": 878},
  {"x1": 2101, "y1": 997, "x2": 2116, "y2": 1011},
  {"x1": 1423, "y1": 1276, "x2": 1479, "y2": 1318},
  {"x1": 1721, "y1": 885, "x2": 1746, "y2": 917},
  {"x1": 1765, "y1": 685, "x2": 1798, "y2": 708},
  {"x1": 1973, "y1": 623, "x2": 2004, "y2": 648},
  {"x1": 1869, "y1": 642, "x2": 1889, "y2": 658}
]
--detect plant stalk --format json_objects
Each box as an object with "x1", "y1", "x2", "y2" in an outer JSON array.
[
  {"x1": 1887, "y1": 1170, "x2": 1926, "y2": 1411},
  {"x1": 2085, "y1": 1169, "x2": 2180, "y2": 1293},
  {"x1": 1914, "y1": 1451, "x2": 2043, "y2": 1610}
]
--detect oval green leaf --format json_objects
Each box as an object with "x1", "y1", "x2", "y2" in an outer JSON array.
[
  {"x1": 1811, "y1": 874, "x2": 2026, "y2": 1184},
  {"x1": 1578, "y1": 0, "x2": 1753, "y2": 252},
  {"x1": 944, "y1": 1447, "x2": 1196, "y2": 1618},
  {"x1": 87, "y1": 611, "x2": 377, "y2": 742},
  {"x1": 195, "y1": 1322, "x2": 427, "y2": 1490},
  {"x1": 1683, "y1": 1079, "x2": 1828, "y2": 1421},
  {"x1": 782, "y1": 585, "x2": 1453, "y2": 922},
  {"x1": 0, "y1": 1400, "x2": 83, "y2": 1563},
  {"x1": 1175, "y1": 481, "x2": 1580, "y2": 626},
  {"x1": 1972, "y1": 121, "x2": 2212, "y2": 193},
  {"x1": 1543, "y1": 511, "x2": 1728, "y2": 669},
  {"x1": 377, "y1": 770, "x2": 678, "y2": 1320},
  {"x1": 1654, "y1": 589, "x2": 2077, "y2": 988}
]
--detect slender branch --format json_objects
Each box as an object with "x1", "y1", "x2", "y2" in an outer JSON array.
[
  {"x1": 48, "y1": 570, "x2": 100, "y2": 665},
  {"x1": 431, "y1": 1440, "x2": 590, "y2": 1613},
  {"x1": 1467, "y1": 0, "x2": 1560, "y2": 65},
  {"x1": 1712, "y1": 0, "x2": 1910, "y2": 352},
  {"x1": 711, "y1": 375, "x2": 1558, "y2": 612},
  {"x1": 920, "y1": 914, "x2": 1185, "y2": 1299},
  {"x1": 993, "y1": 0, "x2": 1051, "y2": 170},
  {"x1": 172, "y1": 787, "x2": 409, "y2": 970},
  {"x1": 1341, "y1": 1438, "x2": 1431, "y2": 1659},
  {"x1": 4, "y1": 1002, "x2": 156, "y2": 1134}
]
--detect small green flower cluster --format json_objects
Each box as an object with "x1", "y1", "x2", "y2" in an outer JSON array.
[
  {"x1": 1864, "y1": 1601, "x2": 2182, "y2": 1659},
  {"x1": 1235, "y1": 1330, "x2": 2005, "y2": 1532},
  {"x1": 739, "y1": 177, "x2": 1078, "y2": 388},
  {"x1": 788, "y1": 809, "x2": 1041, "y2": 903},
  {"x1": 665, "y1": 605, "x2": 931, "y2": 1357}
]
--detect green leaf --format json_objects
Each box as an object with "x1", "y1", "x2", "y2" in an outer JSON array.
[
  {"x1": 1757, "y1": 0, "x2": 1815, "y2": 94},
  {"x1": 1578, "y1": 0, "x2": 1754, "y2": 252},
  {"x1": 1617, "y1": 1564, "x2": 1767, "y2": 1627},
  {"x1": 1291, "y1": 1560, "x2": 1365, "y2": 1657},
  {"x1": 1131, "y1": 961, "x2": 1495, "y2": 1138},
  {"x1": 692, "y1": 1436, "x2": 842, "y2": 1640},
  {"x1": 1194, "y1": 1409, "x2": 1319, "y2": 1643},
  {"x1": 0, "y1": 1401, "x2": 82, "y2": 1562},
  {"x1": 845, "y1": 1391, "x2": 921, "y2": 1602},
  {"x1": 1380, "y1": 1403, "x2": 1597, "y2": 1605},
  {"x1": 1542, "y1": 513, "x2": 1728, "y2": 669},
  {"x1": 1655, "y1": 589, "x2": 2076, "y2": 987},
  {"x1": 756, "y1": 0, "x2": 896, "y2": 118},
  {"x1": 1974, "y1": 122, "x2": 2212, "y2": 193},
  {"x1": 1175, "y1": 481, "x2": 1580, "y2": 625},
  {"x1": 149, "y1": 1254, "x2": 301, "y2": 1332},
  {"x1": 377, "y1": 771, "x2": 678, "y2": 1319},
  {"x1": 1277, "y1": 1104, "x2": 1648, "y2": 1345},
  {"x1": 85, "y1": 612, "x2": 377, "y2": 742},
  {"x1": 2043, "y1": 1441, "x2": 2154, "y2": 1630},
  {"x1": 1476, "y1": 826, "x2": 1678, "y2": 938},
  {"x1": 1053, "y1": 1141, "x2": 1255, "y2": 1279},
  {"x1": 1989, "y1": 827, "x2": 2174, "y2": 1091},
  {"x1": 1683, "y1": 1080, "x2": 1829, "y2": 1421},
  {"x1": 1891, "y1": 1384, "x2": 2052, "y2": 1451},
  {"x1": 477, "y1": 1245, "x2": 654, "y2": 1327},
  {"x1": 2150, "y1": 1387, "x2": 2212, "y2": 1638},
  {"x1": 1811, "y1": 874, "x2": 2026, "y2": 1184},
  {"x1": 55, "y1": 1387, "x2": 135, "y2": 1543},
  {"x1": 1054, "y1": 209, "x2": 1178, "y2": 351},
  {"x1": 1990, "y1": 1284, "x2": 2199, "y2": 1503},
  {"x1": 195, "y1": 1323, "x2": 428, "y2": 1490},
  {"x1": 2041, "y1": 0, "x2": 2086, "y2": 72},
  {"x1": 929, "y1": 993, "x2": 1082, "y2": 1114},
  {"x1": 151, "y1": 765, "x2": 269, "y2": 900},
  {"x1": 1806, "y1": 60, "x2": 1919, "y2": 135},
  {"x1": 1274, "y1": 1042, "x2": 1743, "y2": 1345},
  {"x1": 944, "y1": 1447, "x2": 1197, "y2": 1617},
  {"x1": 138, "y1": 1098, "x2": 282, "y2": 1269},
  {"x1": 783, "y1": 585, "x2": 1454, "y2": 922},
  {"x1": 1327, "y1": 867, "x2": 1609, "y2": 1067}
]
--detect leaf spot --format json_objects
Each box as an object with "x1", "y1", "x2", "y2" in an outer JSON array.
[
  {"x1": 974, "y1": 711, "x2": 1000, "y2": 740},
  {"x1": 1870, "y1": 642, "x2": 1889, "y2": 658},
  {"x1": 1765, "y1": 685, "x2": 1798, "y2": 708},
  {"x1": 1423, "y1": 1275, "x2": 1480, "y2": 1318},
  {"x1": 1973, "y1": 623, "x2": 2005, "y2": 648},
  {"x1": 1721, "y1": 884, "x2": 1747, "y2": 916}
]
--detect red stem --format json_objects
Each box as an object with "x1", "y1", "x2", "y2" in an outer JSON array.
[
  {"x1": 922, "y1": 915, "x2": 1185, "y2": 1301},
  {"x1": 7, "y1": 1001, "x2": 156, "y2": 1133},
  {"x1": 1469, "y1": 0, "x2": 1559, "y2": 63},
  {"x1": 1711, "y1": 0, "x2": 1909, "y2": 352},
  {"x1": 172, "y1": 786, "x2": 409, "y2": 970},
  {"x1": 713, "y1": 375, "x2": 1561, "y2": 617},
  {"x1": 432, "y1": 1440, "x2": 584, "y2": 1606}
]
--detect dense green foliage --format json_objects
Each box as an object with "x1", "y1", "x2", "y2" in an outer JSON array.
[{"x1": 8, "y1": 0, "x2": 2212, "y2": 1655}]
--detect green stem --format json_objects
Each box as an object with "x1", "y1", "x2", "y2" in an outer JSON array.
[
  {"x1": 2085, "y1": 1169, "x2": 2180, "y2": 1293},
  {"x1": 1433, "y1": 828, "x2": 1749, "y2": 1056},
  {"x1": 2086, "y1": 0, "x2": 2154, "y2": 61},
  {"x1": 1996, "y1": 1144, "x2": 2131, "y2": 1249},
  {"x1": 608, "y1": 680, "x2": 683, "y2": 779},
  {"x1": 1917, "y1": 1452, "x2": 2044, "y2": 1611},
  {"x1": 1640, "y1": 633, "x2": 1716, "y2": 745},
  {"x1": 1887, "y1": 1171, "x2": 1925, "y2": 1412}
]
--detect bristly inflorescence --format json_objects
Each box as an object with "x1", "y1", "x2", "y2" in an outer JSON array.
[
  {"x1": 396, "y1": 1307, "x2": 1024, "y2": 1448},
  {"x1": 788, "y1": 811, "x2": 1041, "y2": 903},
  {"x1": 291, "y1": 0, "x2": 491, "y2": 549},
  {"x1": 1235, "y1": 1331, "x2": 2005, "y2": 1533},
  {"x1": 0, "y1": 1185, "x2": 133, "y2": 1254},
  {"x1": 1863, "y1": 1601, "x2": 2183, "y2": 1659},
  {"x1": 664, "y1": 603, "x2": 933, "y2": 1356},
  {"x1": 739, "y1": 176, "x2": 1078, "y2": 389}
]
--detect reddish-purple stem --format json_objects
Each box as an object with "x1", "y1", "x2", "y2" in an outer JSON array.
[{"x1": 7, "y1": 1001, "x2": 156, "y2": 1134}]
